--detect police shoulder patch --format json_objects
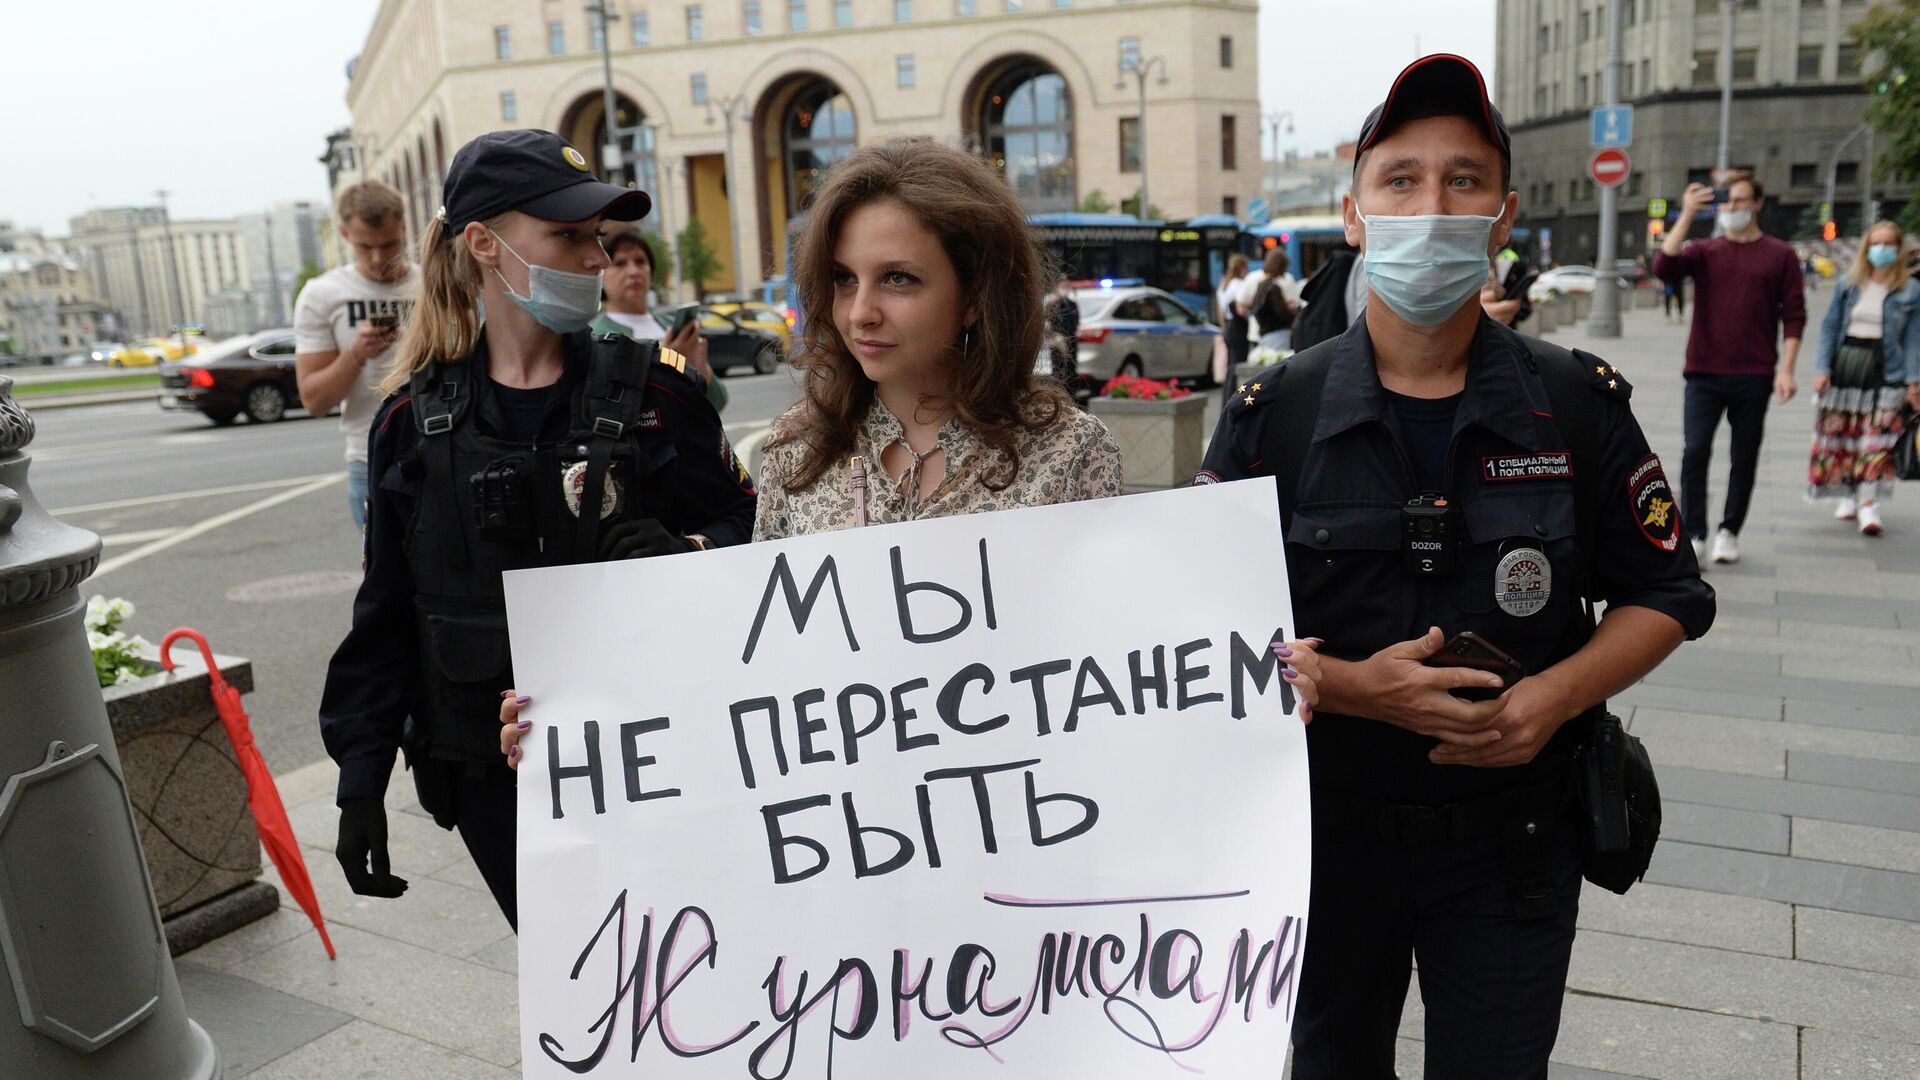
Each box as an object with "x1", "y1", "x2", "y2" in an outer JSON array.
[
  {"x1": 1573, "y1": 348, "x2": 1631, "y2": 401},
  {"x1": 1225, "y1": 363, "x2": 1287, "y2": 414},
  {"x1": 657, "y1": 347, "x2": 688, "y2": 375},
  {"x1": 1627, "y1": 453, "x2": 1679, "y2": 552}
]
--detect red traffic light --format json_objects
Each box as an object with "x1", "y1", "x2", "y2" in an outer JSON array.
[{"x1": 1823, "y1": 220, "x2": 1838, "y2": 242}]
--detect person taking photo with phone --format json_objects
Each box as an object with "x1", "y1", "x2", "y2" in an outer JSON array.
[
  {"x1": 1194, "y1": 55, "x2": 1715, "y2": 1077},
  {"x1": 1654, "y1": 174, "x2": 1807, "y2": 565},
  {"x1": 589, "y1": 226, "x2": 726, "y2": 413},
  {"x1": 316, "y1": 130, "x2": 757, "y2": 929},
  {"x1": 294, "y1": 179, "x2": 420, "y2": 530}
]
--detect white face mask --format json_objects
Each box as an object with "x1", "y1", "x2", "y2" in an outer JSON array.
[
  {"x1": 1361, "y1": 214, "x2": 1499, "y2": 326},
  {"x1": 1718, "y1": 209, "x2": 1754, "y2": 234},
  {"x1": 488, "y1": 229, "x2": 604, "y2": 333}
]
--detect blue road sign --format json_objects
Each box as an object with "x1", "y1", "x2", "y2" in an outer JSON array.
[
  {"x1": 1590, "y1": 105, "x2": 1633, "y2": 148},
  {"x1": 1245, "y1": 197, "x2": 1271, "y2": 226}
]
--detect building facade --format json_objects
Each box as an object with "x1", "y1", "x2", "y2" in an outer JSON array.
[
  {"x1": 339, "y1": 0, "x2": 1260, "y2": 293},
  {"x1": 131, "y1": 219, "x2": 253, "y2": 338},
  {"x1": 240, "y1": 202, "x2": 330, "y2": 329},
  {"x1": 1495, "y1": 0, "x2": 1910, "y2": 267},
  {"x1": 0, "y1": 255, "x2": 109, "y2": 360},
  {"x1": 68, "y1": 206, "x2": 167, "y2": 340}
]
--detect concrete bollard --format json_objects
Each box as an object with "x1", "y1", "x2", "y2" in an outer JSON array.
[{"x1": 0, "y1": 375, "x2": 221, "y2": 1079}]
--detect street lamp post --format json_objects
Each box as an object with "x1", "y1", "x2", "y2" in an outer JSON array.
[
  {"x1": 1590, "y1": 0, "x2": 1625, "y2": 339},
  {"x1": 1116, "y1": 53, "x2": 1168, "y2": 220},
  {"x1": 0, "y1": 378, "x2": 223, "y2": 1079},
  {"x1": 584, "y1": 3, "x2": 682, "y2": 298},
  {"x1": 706, "y1": 92, "x2": 751, "y2": 298},
  {"x1": 1824, "y1": 122, "x2": 1869, "y2": 240},
  {"x1": 1263, "y1": 110, "x2": 1294, "y2": 209},
  {"x1": 584, "y1": 1, "x2": 627, "y2": 186},
  {"x1": 153, "y1": 190, "x2": 186, "y2": 347},
  {"x1": 1715, "y1": 0, "x2": 1735, "y2": 172}
]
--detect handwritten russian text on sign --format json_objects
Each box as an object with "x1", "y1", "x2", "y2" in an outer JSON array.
[{"x1": 505, "y1": 481, "x2": 1311, "y2": 1078}]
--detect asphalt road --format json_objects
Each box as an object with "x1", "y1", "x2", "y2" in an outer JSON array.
[{"x1": 23, "y1": 368, "x2": 806, "y2": 778}]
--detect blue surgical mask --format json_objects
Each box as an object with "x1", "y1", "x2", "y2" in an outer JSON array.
[
  {"x1": 1361, "y1": 214, "x2": 1499, "y2": 326},
  {"x1": 488, "y1": 230, "x2": 604, "y2": 333},
  {"x1": 1868, "y1": 243, "x2": 1900, "y2": 269}
]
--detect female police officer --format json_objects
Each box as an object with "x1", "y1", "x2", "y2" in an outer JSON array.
[
  {"x1": 1198, "y1": 57, "x2": 1713, "y2": 1078},
  {"x1": 317, "y1": 130, "x2": 755, "y2": 928}
]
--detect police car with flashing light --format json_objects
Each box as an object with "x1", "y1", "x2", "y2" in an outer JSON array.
[{"x1": 1064, "y1": 281, "x2": 1223, "y2": 388}]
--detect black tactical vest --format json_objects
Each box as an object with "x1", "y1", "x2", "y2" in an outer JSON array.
[{"x1": 404, "y1": 334, "x2": 673, "y2": 764}]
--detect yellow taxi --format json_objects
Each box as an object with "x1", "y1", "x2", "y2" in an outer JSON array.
[
  {"x1": 112, "y1": 336, "x2": 202, "y2": 366},
  {"x1": 705, "y1": 301, "x2": 792, "y2": 347}
]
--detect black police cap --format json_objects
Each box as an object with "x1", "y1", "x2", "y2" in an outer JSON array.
[
  {"x1": 1354, "y1": 54, "x2": 1511, "y2": 180},
  {"x1": 439, "y1": 129, "x2": 651, "y2": 231}
]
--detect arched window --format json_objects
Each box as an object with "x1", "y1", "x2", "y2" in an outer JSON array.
[
  {"x1": 983, "y1": 64, "x2": 1074, "y2": 212},
  {"x1": 783, "y1": 83, "x2": 856, "y2": 216}
]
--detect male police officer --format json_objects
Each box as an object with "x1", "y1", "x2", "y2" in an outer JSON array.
[{"x1": 1197, "y1": 56, "x2": 1714, "y2": 1077}]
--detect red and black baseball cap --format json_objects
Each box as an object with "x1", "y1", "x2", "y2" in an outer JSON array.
[
  {"x1": 1354, "y1": 54, "x2": 1511, "y2": 182},
  {"x1": 439, "y1": 129, "x2": 651, "y2": 230}
]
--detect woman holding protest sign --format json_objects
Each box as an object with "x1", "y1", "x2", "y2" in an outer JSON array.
[
  {"x1": 317, "y1": 130, "x2": 757, "y2": 928},
  {"x1": 501, "y1": 138, "x2": 1321, "y2": 771}
]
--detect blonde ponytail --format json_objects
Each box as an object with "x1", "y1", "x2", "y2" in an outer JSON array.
[{"x1": 382, "y1": 216, "x2": 488, "y2": 396}]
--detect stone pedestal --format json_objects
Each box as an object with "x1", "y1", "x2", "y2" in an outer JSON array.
[
  {"x1": 1089, "y1": 393, "x2": 1209, "y2": 491},
  {"x1": 104, "y1": 653, "x2": 273, "y2": 955},
  {"x1": 1534, "y1": 299, "x2": 1560, "y2": 332}
]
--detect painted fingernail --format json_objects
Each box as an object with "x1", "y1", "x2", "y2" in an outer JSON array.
[
  {"x1": 515, "y1": 695, "x2": 530, "y2": 704},
  {"x1": 1273, "y1": 645, "x2": 1294, "y2": 659},
  {"x1": 509, "y1": 745, "x2": 521, "y2": 759},
  {"x1": 1304, "y1": 637, "x2": 1325, "y2": 645},
  {"x1": 1283, "y1": 666, "x2": 1299, "y2": 679},
  {"x1": 516, "y1": 720, "x2": 531, "y2": 729},
  {"x1": 500, "y1": 690, "x2": 513, "y2": 699}
]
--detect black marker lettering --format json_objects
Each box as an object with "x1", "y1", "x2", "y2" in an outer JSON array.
[
  {"x1": 742, "y1": 553, "x2": 861, "y2": 664},
  {"x1": 619, "y1": 717, "x2": 682, "y2": 804},
  {"x1": 548, "y1": 720, "x2": 606, "y2": 819}
]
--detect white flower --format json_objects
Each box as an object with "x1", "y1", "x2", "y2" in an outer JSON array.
[
  {"x1": 108, "y1": 598, "x2": 136, "y2": 622},
  {"x1": 87, "y1": 629, "x2": 112, "y2": 650},
  {"x1": 114, "y1": 668, "x2": 143, "y2": 685},
  {"x1": 85, "y1": 595, "x2": 110, "y2": 630}
]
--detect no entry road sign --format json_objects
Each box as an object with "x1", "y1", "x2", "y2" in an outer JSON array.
[{"x1": 1590, "y1": 148, "x2": 1631, "y2": 189}]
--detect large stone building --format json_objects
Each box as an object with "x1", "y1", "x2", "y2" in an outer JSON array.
[
  {"x1": 338, "y1": 0, "x2": 1260, "y2": 292},
  {"x1": 239, "y1": 201, "x2": 330, "y2": 328},
  {"x1": 1495, "y1": 0, "x2": 1911, "y2": 267},
  {"x1": 68, "y1": 206, "x2": 167, "y2": 339},
  {"x1": 0, "y1": 254, "x2": 109, "y2": 360}
]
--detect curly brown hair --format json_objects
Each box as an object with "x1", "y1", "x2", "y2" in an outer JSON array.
[{"x1": 772, "y1": 137, "x2": 1071, "y2": 491}]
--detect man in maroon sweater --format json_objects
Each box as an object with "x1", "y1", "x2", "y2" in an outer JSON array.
[{"x1": 1653, "y1": 174, "x2": 1805, "y2": 564}]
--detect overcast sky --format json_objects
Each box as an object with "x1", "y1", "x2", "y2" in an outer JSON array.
[{"x1": 0, "y1": 1, "x2": 1494, "y2": 236}]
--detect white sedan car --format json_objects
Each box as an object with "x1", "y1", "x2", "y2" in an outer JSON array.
[{"x1": 1528, "y1": 266, "x2": 1599, "y2": 301}]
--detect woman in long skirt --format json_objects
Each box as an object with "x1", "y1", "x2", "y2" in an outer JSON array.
[{"x1": 1809, "y1": 220, "x2": 1920, "y2": 535}]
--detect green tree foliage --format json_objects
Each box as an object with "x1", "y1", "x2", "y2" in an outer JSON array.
[
  {"x1": 676, "y1": 219, "x2": 723, "y2": 299},
  {"x1": 1120, "y1": 189, "x2": 1167, "y2": 221},
  {"x1": 291, "y1": 260, "x2": 325, "y2": 303},
  {"x1": 1852, "y1": 1, "x2": 1920, "y2": 230},
  {"x1": 1078, "y1": 190, "x2": 1114, "y2": 214},
  {"x1": 642, "y1": 231, "x2": 673, "y2": 288}
]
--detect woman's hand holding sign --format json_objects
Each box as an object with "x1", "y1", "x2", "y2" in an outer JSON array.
[
  {"x1": 1272, "y1": 638, "x2": 1323, "y2": 724},
  {"x1": 501, "y1": 690, "x2": 532, "y2": 770}
]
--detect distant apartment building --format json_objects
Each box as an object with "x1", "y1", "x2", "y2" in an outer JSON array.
[
  {"x1": 1495, "y1": 0, "x2": 1910, "y2": 265},
  {"x1": 337, "y1": 0, "x2": 1260, "y2": 292}
]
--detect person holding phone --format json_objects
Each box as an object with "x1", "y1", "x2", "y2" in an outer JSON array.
[
  {"x1": 1654, "y1": 174, "x2": 1807, "y2": 565},
  {"x1": 294, "y1": 179, "x2": 419, "y2": 529},
  {"x1": 1195, "y1": 55, "x2": 1714, "y2": 1076},
  {"x1": 589, "y1": 227, "x2": 726, "y2": 413},
  {"x1": 316, "y1": 130, "x2": 757, "y2": 928}
]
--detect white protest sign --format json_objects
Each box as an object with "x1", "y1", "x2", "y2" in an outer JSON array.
[{"x1": 504, "y1": 480, "x2": 1311, "y2": 1078}]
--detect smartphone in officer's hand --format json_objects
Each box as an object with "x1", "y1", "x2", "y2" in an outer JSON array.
[
  {"x1": 657, "y1": 303, "x2": 701, "y2": 337},
  {"x1": 1426, "y1": 631, "x2": 1526, "y2": 702}
]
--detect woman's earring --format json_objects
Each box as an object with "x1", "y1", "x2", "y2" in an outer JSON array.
[{"x1": 962, "y1": 326, "x2": 972, "y2": 354}]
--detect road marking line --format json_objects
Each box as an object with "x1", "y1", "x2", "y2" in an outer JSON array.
[
  {"x1": 92, "y1": 475, "x2": 342, "y2": 579},
  {"x1": 51, "y1": 473, "x2": 343, "y2": 516},
  {"x1": 100, "y1": 528, "x2": 180, "y2": 547}
]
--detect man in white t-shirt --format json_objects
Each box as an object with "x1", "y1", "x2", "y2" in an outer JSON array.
[{"x1": 294, "y1": 180, "x2": 420, "y2": 530}]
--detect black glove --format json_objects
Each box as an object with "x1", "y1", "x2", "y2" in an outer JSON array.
[
  {"x1": 599, "y1": 517, "x2": 696, "y2": 561},
  {"x1": 336, "y1": 798, "x2": 409, "y2": 898}
]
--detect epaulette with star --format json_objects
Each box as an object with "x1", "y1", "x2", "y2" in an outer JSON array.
[
  {"x1": 1225, "y1": 362, "x2": 1289, "y2": 413},
  {"x1": 1573, "y1": 348, "x2": 1631, "y2": 401}
]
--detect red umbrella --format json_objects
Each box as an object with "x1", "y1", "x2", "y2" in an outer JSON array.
[{"x1": 161, "y1": 627, "x2": 336, "y2": 960}]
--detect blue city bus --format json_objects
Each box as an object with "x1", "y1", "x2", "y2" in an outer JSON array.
[{"x1": 1028, "y1": 213, "x2": 1242, "y2": 316}]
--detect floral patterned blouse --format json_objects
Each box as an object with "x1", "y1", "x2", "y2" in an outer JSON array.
[{"x1": 753, "y1": 400, "x2": 1124, "y2": 540}]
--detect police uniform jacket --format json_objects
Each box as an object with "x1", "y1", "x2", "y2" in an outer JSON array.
[
  {"x1": 319, "y1": 330, "x2": 757, "y2": 807},
  {"x1": 1199, "y1": 316, "x2": 1715, "y2": 806}
]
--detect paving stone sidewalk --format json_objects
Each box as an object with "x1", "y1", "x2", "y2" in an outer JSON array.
[{"x1": 174, "y1": 293, "x2": 1919, "y2": 1078}]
